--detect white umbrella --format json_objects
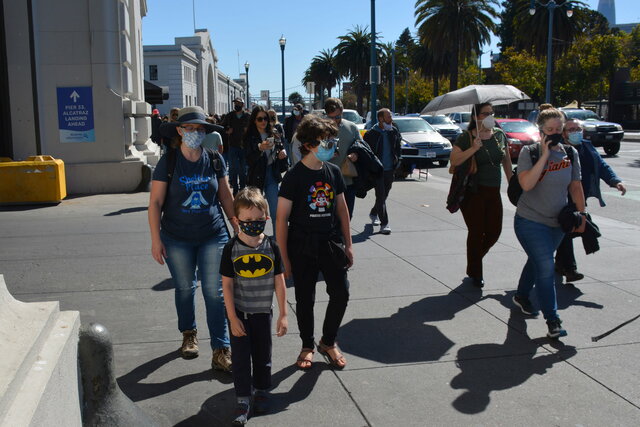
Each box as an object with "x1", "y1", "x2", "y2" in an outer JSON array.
[{"x1": 421, "y1": 84, "x2": 531, "y2": 115}]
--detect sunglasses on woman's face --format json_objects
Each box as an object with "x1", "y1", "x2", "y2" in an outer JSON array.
[{"x1": 256, "y1": 116, "x2": 269, "y2": 122}]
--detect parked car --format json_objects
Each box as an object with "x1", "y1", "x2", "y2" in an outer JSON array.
[
  {"x1": 421, "y1": 115, "x2": 463, "y2": 142},
  {"x1": 446, "y1": 111, "x2": 471, "y2": 130},
  {"x1": 393, "y1": 117, "x2": 452, "y2": 178},
  {"x1": 559, "y1": 108, "x2": 624, "y2": 156},
  {"x1": 342, "y1": 109, "x2": 364, "y2": 125},
  {"x1": 495, "y1": 118, "x2": 541, "y2": 161}
]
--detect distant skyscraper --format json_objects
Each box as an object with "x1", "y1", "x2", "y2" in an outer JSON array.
[{"x1": 598, "y1": 0, "x2": 616, "y2": 26}]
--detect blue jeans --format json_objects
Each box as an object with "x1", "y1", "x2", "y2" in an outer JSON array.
[
  {"x1": 228, "y1": 146, "x2": 247, "y2": 193},
  {"x1": 161, "y1": 229, "x2": 230, "y2": 349},
  {"x1": 264, "y1": 165, "x2": 280, "y2": 233},
  {"x1": 514, "y1": 215, "x2": 565, "y2": 320}
]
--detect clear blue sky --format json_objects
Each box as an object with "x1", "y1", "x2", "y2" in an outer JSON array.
[{"x1": 142, "y1": 0, "x2": 638, "y2": 105}]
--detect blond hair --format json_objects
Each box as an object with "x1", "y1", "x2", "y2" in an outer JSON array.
[{"x1": 233, "y1": 187, "x2": 269, "y2": 217}]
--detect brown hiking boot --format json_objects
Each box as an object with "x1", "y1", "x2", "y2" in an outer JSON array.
[
  {"x1": 181, "y1": 329, "x2": 199, "y2": 358},
  {"x1": 211, "y1": 347, "x2": 232, "y2": 372}
]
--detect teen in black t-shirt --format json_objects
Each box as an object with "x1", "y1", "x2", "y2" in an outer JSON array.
[{"x1": 276, "y1": 115, "x2": 353, "y2": 371}]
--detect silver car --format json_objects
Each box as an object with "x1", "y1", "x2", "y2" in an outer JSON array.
[
  {"x1": 393, "y1": 117, "x2": 452, "y2": 178},
  {"x1": 421, "y1": 115, "x2": 463, "y2": 142}
]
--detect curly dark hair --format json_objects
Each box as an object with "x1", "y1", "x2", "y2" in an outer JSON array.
[{"x1": 296, "y1": 115, "x2": 338, "y2": 156}]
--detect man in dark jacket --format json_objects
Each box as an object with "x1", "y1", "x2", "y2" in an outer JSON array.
[
  {"x1": 555, "y1": 119, "x2": 626, "y2": 282},
  {"x1": 283, "y1": 103, "x2": 306, "y2": 144},
  {"x1": 363, "y1": 108, "x2": 402, "y2": 234},
  {"x1": 221, "y1": 98, "x2": 250, "y2": 194}
]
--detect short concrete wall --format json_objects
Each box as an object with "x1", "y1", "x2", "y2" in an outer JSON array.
[{"x1": 0, "y1": 275, "x2": 81, "y2": 426}]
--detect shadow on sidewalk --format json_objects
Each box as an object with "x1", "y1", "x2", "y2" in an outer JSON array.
[
  {"x1": 338, "y1": 283, "x2": 484, "y2": 364},
  {"x1": 104, "y1": 206, "x2": 148, "y2": 216},
  {"x1": 117, "y1": 349, "x2": 231, "y2": 402},
  {"x1": 450, "y1": 301, "x2": 577, "y2": 415},
  {"x1": 174, "y1": 364, "x2": 327, "y2": 426}
]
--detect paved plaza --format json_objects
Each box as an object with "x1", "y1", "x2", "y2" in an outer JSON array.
[{"x1": 1, "y1": 174, "x2": 639, "y2": 426}]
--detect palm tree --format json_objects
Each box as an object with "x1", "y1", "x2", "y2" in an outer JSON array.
[
  {"x1": 302, "y1": 49, "x2": 340, "y2": 106},
  {"x1": 413, "y1": 29, "x2": 450, "y2": 97},
  {"x1": 511, "y1": 0, "x2": 587, "y2": 58},
  {"x1": 415, "y1": 0, "x2": 498, "y2": 91},
  {"x1": 334, "y1": 26, "x2": 373, "y2": 114}
]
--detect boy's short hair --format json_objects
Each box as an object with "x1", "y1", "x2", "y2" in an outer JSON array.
[
  {"x1": 233, "y1": 187, "x2": 269, "y2": 217},
  {"x1": 324, "y1": 98, "x2": 343, "y2": 115},
  {"x1": 295, "y1": 115, "x2": 338, "y2": 156}
]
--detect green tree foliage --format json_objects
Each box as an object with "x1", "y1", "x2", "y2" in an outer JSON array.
[
  {"x1": 511, "y1": 0, "x2": 587, "y2": 58},
  {"x1": 334, "y1": 26, "x2": 374, "y2": 114},
  {"x1": 554, "y1": 33, "x2": 627, "y2": 106},
  {"x1": 415, "y1": 0, "x2": 499, "y2": 91},
  {"x1": 302, "y1": 49, "x2": 340, "y2": 105},
  {"x1": 628, "y1": 24, "x2": 640, "y2": 68},
  {"x1": 288, "y1": 92, "x2": 303, "y2": 106},
  {"x1": 493, "y1": 47, "x2": 545, "y2": 101},
  {"x1": 496, "y1": 0, "x2": 517, "y2": 52}
]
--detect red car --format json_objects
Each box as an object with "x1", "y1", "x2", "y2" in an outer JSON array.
[{"x1": 495, "y1": 118, "x2": 541, "y2": 161}]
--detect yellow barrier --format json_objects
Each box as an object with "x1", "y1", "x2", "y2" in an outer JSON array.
[{"x1": 0, "y1": 156, "x2": 67, "y2": 204}]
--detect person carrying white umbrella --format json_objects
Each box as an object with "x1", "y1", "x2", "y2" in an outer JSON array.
[{"x1": 449, "y1": 102, "x2": 513, "y2": 287}]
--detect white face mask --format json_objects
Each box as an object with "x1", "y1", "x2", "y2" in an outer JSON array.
[
  {"x1": 482, "y1": 115, "x2": 496, "y2": 129},
  {"x1": 383, "y1": 122, "x2": 393, "y2": 131}
]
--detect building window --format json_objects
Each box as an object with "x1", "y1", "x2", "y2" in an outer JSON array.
[{"x1": 149, "y1": 65, "x2": 158, "y2": 81}]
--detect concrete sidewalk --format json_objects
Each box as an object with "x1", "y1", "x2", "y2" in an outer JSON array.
[{"x1": 1, "y1": 178, "x2": 639, "y2": 426}]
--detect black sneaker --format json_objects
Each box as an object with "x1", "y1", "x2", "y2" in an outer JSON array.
[
  {"x1": 512, "y1": 295, "x2": 539, "y2": 316},
  {"x1": 232, "y1": 401, "x2": 250, "y2": 426},
  {"x1": 564, "y1": 270, "x2": 584, "y2": 282},
  {"x1": 469, "y1": 276, "x2": 484, "y2": 288},
  {"x1": 547, "y1": 318, "x2": 567, "y2": 339},
  {"x1": 253, "y1": 390, "x2": 269, "y2": 414}
]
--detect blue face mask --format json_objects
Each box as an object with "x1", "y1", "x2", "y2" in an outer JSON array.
[
  {"x1": 567, "y1": 131, "x2": 583, "y2": 145},
  {"x1": 313, "y1": 139, "x2": 337, "y2": 162}
]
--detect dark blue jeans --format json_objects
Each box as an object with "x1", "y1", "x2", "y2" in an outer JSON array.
[
  {"x1": 514, "y1": 215, "x2": 565, "y2": 320},
  {"x1": 229, "y1": 310, "x2": 272, "y2": 397},
  {"x1": 161, "y1": 229, "x2": 230, "y2": 349}
]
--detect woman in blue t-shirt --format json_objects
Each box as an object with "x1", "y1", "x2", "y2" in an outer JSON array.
[{"x1": 148, "y1": 106, "x2": 238, "y2": 372}]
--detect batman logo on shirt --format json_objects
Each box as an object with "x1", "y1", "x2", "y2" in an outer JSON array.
[{"x1": 233, "y1": 254, "x2": 274, "y2": 278}]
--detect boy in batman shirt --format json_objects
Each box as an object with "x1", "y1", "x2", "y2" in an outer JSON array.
[{"x1": 220, "y1": 187, "x2": 287, "y2": 425}]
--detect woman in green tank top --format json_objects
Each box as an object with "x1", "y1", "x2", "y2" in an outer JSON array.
[{"x1": 450, "y1": 103, "x2": 513, "y2": 288}]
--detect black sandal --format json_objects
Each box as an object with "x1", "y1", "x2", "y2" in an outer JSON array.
[{"x1": 295, "y1": 348, "x2": 314, "y2": 370}]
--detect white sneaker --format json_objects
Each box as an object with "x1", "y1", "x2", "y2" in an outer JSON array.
[
  {"x1": 369, "y1": 214, "x2": 381, "y2": 225},
  {"x1": 380, "y1": 224, "x2": 391, "y2": 235}
]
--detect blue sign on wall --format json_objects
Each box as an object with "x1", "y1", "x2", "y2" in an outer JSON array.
[{"x1": 57, "y1": 86, "x2": 95, "y2": 143}]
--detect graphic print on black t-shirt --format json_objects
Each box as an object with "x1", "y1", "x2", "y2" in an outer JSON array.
[
  {"x1": 308, "y1": 181, "x2": 334, "y2": 217},
  {"x1": 179, "y1": 173, "x2": 212, "y2": 213}
]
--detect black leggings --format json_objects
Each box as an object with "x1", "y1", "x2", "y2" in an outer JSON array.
[{"x1": 289, "y1": 236, "x2": 350, "y2": 349}]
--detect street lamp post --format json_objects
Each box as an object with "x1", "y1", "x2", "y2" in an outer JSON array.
[
  {"x1": 404, "y1": 67, "x2": 409, "y2": 115},
  {"x1": 369, "y1": 0, "x2": 378, "y2": 118},
  {"x1": 279, "y1": 36, "x2": 286, "y2": 122},
  {"x1": 391, "y1": 48, "x2": 396, "y2": 114},
  {"x1": 529, "y1": 0, "x2": 573, "y2": 104},
  {"x1": 244, "y1": 61, "x2": 250, "y2": 109}
]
